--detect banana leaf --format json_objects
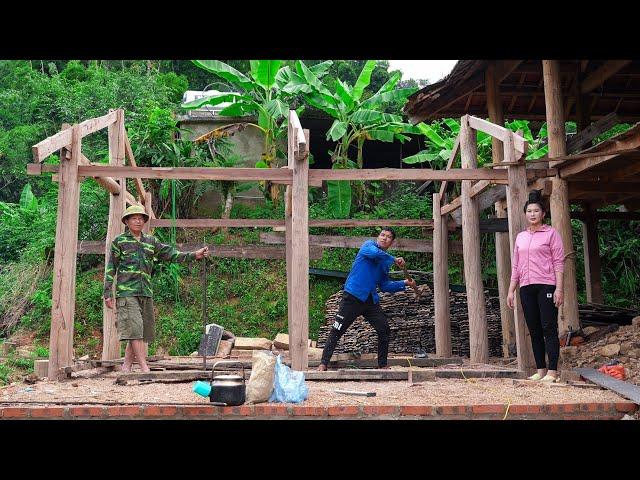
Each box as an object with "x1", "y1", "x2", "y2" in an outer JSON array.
[
  {"x1": 366, "y1": 129, "x2": 395, "y2": 142},
  {"x1": 526, "y1": 145, "x2": 548, "y2": 160},
  {"x1": 309, "y1": 60, "x2": 333, "y2": 77},
  {"x1": 360, "y1": 87, "x2": 417, "y2": 109},
  {"x1": 255, "y1": 160, "x2": 269, "y2": 168},
  {"x1": 351, "y1": 109, "x2": 402, "y2": 125},
  {"x1": 217, "y1": 103, "x2": 247, "y2": 117},
  {"x1": 443, "y1": 118, "x2": 460, "y2": 134},
  {"x1": 192, "y1": 60, "x2": 254, "y2": 92},
  {"x1": 402, "y1": 151, "x2": 440, "y2": 164},
  {"x1": 249, "y1": 60, "x2": 282, "y2": 89},
  {"x1": 327, "y1": 120, "x2": 348, "y2": 141},
  {"x1": 181, "y1": 92, "x2": 250, "y2": 110},
  {"x1": 327, "y1": 180, "x2": 351, "y2": 218},
  {"x1": 352, "y1": 60, "x2": 377, "y2": 102},
  {"x1": 264, "y1": 99, "x2": 288, "y2": 120},
  {"x1": 373, "y1": 71, "x2": 401, "y2": 96},
  {"x1": 416, "y1": 123, "x2": 446, "y2": 148},
  {"x1": 335, "y1": 79, "x2": 354, "y2": 112},
  {"x1": 306, "y1": 93, "x2": 340, "y2": 118},
  {"x1": 296, "y1": 60, "x2": 333, "y2": 98}
]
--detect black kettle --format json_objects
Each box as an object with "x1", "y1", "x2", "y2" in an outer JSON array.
[{"x1": 209, "y1": 360, "x2": 246, "y2": 406}]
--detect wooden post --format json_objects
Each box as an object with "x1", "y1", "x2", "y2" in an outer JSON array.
[
  {"x1": 288, "y1": 116, "x2": 310, "y2": 371},
  {"x1": 102, "y1": 109, "x2": 126, "y2": 361},
  {"x1": 543, "y1": 60, "x2": 580, "y2": 334},
  {"x1": 459, "y1": 116, "x2": 489, "y2": 363},
  {"x1": 34, "y1": 359, "x2": 49, "y2": 379},
  {"x1": 582, "y1": 203, "x2": 603, "y2": 304},
  {"x1": 486, "y1": 62, "x2": 516, "y2": 358},
  {"x1": 504, "y1": 132, "x2": 537, "y2": 374},
  {"x1": 142, "y1": 191, "x2": 153, "y2": 234},
  {"x1": 433, "y1": 192, "x2": 451, "y2": 357},
  {"x1": 48, "y1": 125, "x2": 81, "y2": 379}
]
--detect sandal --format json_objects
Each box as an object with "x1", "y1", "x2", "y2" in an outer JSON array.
[
  {"x1": 527, "y1": 373, "x2": 544, "y2": 381},
  {"x1": 541, "y1": 374, "x2": 559, "y2": 383}
]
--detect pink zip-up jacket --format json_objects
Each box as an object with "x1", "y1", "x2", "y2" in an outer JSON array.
[{"x1": 511, "y1": 224, "x2": 564, "y2": 287}]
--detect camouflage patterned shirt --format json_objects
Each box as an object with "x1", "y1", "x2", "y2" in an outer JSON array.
[{"x1": 103, "y1": 231, "x2": 196, "y2": 299}]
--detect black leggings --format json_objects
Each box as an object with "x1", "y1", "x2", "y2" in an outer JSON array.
[
  {"x1": 520, "y1": 284, "x2": 559, "y2": 371},
  {"x1": 321, "y1": 292, "x2": 391, "y2": 368}
]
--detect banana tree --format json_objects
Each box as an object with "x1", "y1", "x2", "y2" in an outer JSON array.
[
  {"x1": 181, "y1": 60, "x2": 331, "y2": 205},
  {"x1": 294, "y1": 60, "x2": 418, "y2": 217}
]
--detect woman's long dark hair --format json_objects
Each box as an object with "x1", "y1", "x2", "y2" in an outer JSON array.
[{"x1": 523, "y1": 189, "x2": 546, "y2": 213}]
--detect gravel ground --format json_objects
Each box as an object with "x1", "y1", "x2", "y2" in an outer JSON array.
[{"x1": 0, "y1": 367, "x2": 625, "y2": 407}]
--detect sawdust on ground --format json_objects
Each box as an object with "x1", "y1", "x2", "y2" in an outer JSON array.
[{"x1": 0, "y1": 367, "x2": 624, "y2": 407}]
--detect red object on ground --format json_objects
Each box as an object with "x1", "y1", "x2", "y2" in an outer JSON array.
[{"x1": 598, "y1": 364, "x2": 626, "y2": 380}]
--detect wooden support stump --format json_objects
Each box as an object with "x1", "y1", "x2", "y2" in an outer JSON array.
[{"x1": 34, "y1": 359, "x2": 49, "y2": 379}]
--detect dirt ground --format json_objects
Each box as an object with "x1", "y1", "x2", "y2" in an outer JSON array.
[{"x1": 0, "y1": 365, "x2": 625, "y2": 408}]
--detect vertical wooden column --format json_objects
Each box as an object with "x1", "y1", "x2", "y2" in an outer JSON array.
[
  {"x1": 288, "y1": 117, "x2": 310, "y2": 371},
  {"x1": 460, "y1": 116, "x2": 489, "y2": 363},
  {"x1": 142, "y1": 191, "x2": 153, "y2": 235},
  {"x1": 433, "y1": 192, "x2": 451, "y2": 357},
  {"x1": 504, "y1": 132, "x2": 536, "y2": 374},
  {"x1": 48, "y1": 125, "x2": 82, "y2": 379},
  {"x1": 543, "y1": 60, "x2": 580, "y2": 334},
  {"x1": 582, "y1": 203, "x2": 603, "y2": 304},
  {"x1": 102, "y1": 109, "x2": 126, "y2": 361},
  {"x1": 486, "y1": 62, "x2": 516, "y2": 357}
]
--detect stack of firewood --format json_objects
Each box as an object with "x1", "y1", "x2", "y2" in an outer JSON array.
[{"x1": 317, "y1": 286, "x2": 504, "y2": 357}]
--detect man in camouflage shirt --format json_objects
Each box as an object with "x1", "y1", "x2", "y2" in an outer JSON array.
[{"x1": 104, "y1": 205, "x2": 209, "y2": 372}]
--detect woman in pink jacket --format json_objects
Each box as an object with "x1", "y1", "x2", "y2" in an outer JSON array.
[{"x1": 507, "y1": 190, "x2": 564, "y2": 382}]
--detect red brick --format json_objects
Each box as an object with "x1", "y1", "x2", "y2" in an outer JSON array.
[
  {"x1": 219, "y1": 406, "x2": 254, "y2": 416},
  {"x1": 142, "y1": 406, "x2": 178, "y2": 417},
  {"x1": 363, "y1": 405, "x2": 397, "y2": 416},
  {"x1": 583, "y1": 403, "x2": 603, "y2": 413},
  {"x1": 400, "y1": 405, "x2": 433, "y2": 416},
  {"x1": 546, "y1": 404, "x2": 561, "y2": 414},
  {"x1": 30, "y1": 407, "x2": 65, "y2": 418},
  {"x1": 254, "y1": 405, "x2": 289, "y2": 416},
  {"x1": 438, "y1": 405, "x2": 469, "y2": 416},
  {"x1": 105, "y1": 406, "x2": 142, "y2": 418},
  {"x1": 180, "y1": 406, "x2": 218, "y2": 417},
  {"x1": 1, "y1": 407, "x2": 30, "y2": 418},
  {"x1": 509, "y1": 405, "x2": 543, "y2": 414},
  {"x1": 615, "y1": 402, "x2": 637, "y2": 413},
  {"x1": 68, "y1": 406, "x2": 105, "y2": 418},
  {"x1": 328, "y1": 406, "x2": 360, "y2": 416},
  {"x1": 471, "y1": 404, "x2": 505, "y2": 415},
  {"x1": 291, "y1": 406, "x2": 327, "y2": 416}
]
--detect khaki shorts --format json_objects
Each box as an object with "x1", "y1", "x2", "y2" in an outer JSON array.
[{"x1": 115, "y1": 296, "x2": 155, "y2": 343}]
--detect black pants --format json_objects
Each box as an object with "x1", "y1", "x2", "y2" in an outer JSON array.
[
  {"x1": 520, "y1": 284, "x2": 559, "y2": 371},
  {"x1": 321, "y1": 292, "x2": 391, "y2": 368}
]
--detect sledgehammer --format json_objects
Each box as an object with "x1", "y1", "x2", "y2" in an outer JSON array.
[{"x1": 402, "y1": 265, "x2": 422, "y2": 301}]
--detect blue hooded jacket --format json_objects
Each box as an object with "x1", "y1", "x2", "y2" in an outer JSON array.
[{"x1": 344, "y1": 240, "x2": 406, "y2": 303}]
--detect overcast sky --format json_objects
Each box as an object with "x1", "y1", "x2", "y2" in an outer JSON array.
[{"x1": 388, "y1": 60, "x2": 457, "y2": 83}]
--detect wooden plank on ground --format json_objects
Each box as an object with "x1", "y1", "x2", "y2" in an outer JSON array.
[{"x1": 575, "y1": 367, "x2": 640, "y2": 404}]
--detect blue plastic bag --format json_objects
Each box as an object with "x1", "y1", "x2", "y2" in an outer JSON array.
[{"x1": 269, "y1": 354, "x2": 308, "y2": 403}]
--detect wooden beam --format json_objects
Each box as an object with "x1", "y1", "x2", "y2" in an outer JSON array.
[
  {"x1": 543, "y1": 59, "x2": 580, "y2": 335},
  {"x1": 580, "y1": 60, "x2": 632, "y2": 94},
  {"x1": 486, "y1": 62, "x2": 516, "y2": 358},
  {"x1": 48, "y1": 125, "x2": 81, "y2": 380},
  {"x1": 575, "y1": 368, "x2": 640, "y2": 404},
  {"x1": 123, "y1": 133, "x2": 147, "y2": 203},
  {"x1": 32, "y1": 110, "x2": 119, "y2": 162},
  {"x1": 468, "y1": 116, "x2": 527, "y2": 154},
  {"x1": 565, "y1": 112, "x2": 619, "y2": 153},
  {"x1": 149, "y1": 218, "x2": 440, "y2": 229},
  {"x1": 504, "y1": 132, "x2": 537, "y2": 374},
  {"x1": 438, "y1": 135, "x2": 461, "y2": 200},
  {"x1": 78, "y1": 165, "x2": 293, "y2": 182},
  {"x1": 570, "y1": 182, "x2": 640, "y2": 194},
  {"x1": 460, "y1": 116, "x2": 488, "y2": 363},
  {"x1": 78, "y1": 241, "x2": 324, "y2": 259},
  {"x1": 581, "y1": 204, "x2": 603, "y2": 304},
  {"x1": 260, "y1": 232, "x2": 464, "y2": 255},
  {"x1": 310, "y1": 168, "x2": 509, "y2": 182},
  {"x1": 433, "y1": 192, "x2": 451, "y2": 357},
  {"x1": 571, "y1": 211, "x2": 640, "y2": 221},
  {"x1": 102, "y1": 110, "x2": 126, "y2": 362},
  {"x1": 289, "y1": 121, "x2": 309, "y2": 371},
  {"x1": 560, "y1": 136, "x2": 640, "y2": 178}
]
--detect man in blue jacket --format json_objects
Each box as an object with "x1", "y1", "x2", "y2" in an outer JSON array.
[{"x1": 318, "y1": 228, "x2": 416, "y2": 371}]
